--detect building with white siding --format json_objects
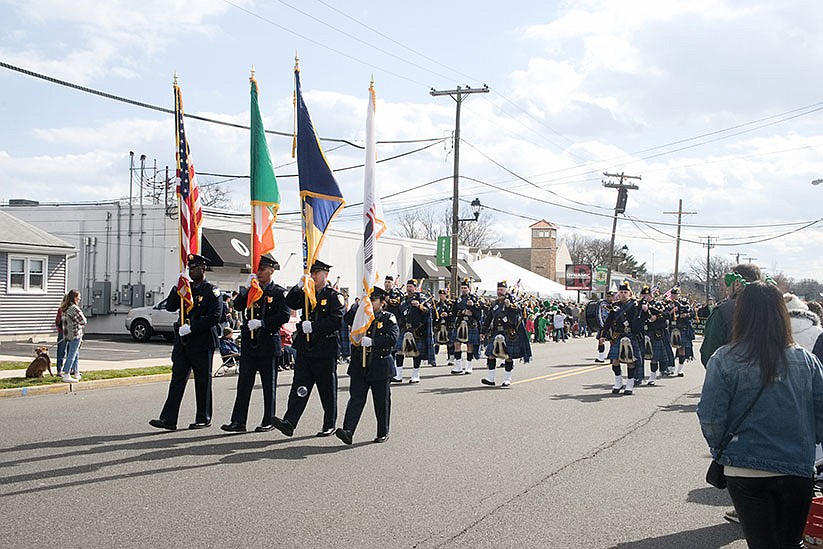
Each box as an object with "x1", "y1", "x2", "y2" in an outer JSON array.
[
  {"x1": 0, "y1": 201, "x2": 479, "y2": 335},
  {"x1": 0, "y1": 209, "x2": 76, "y2": 339}
]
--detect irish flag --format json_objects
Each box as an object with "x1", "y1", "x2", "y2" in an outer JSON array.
[{"x1": 250, "y1": 74, "x2": 280, "y2": 272}]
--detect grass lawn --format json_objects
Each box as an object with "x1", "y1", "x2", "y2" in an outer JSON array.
[
  {"x1": 0, "y1": 361, "x2": 29, "y2": 371},
  {"x1": 0, "y1": 365, "x2": 172, "y2": 390}
]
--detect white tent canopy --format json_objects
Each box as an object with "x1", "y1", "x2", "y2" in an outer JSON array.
[{"x1": 469, "y1": 257, "x2": 578, "y2": 300}]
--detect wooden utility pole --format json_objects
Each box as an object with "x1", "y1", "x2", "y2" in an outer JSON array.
[
  {"x1": 602, "y1": 172, "x2": 641, "y2": 292},
  {"x1": 703, "y1": 236, "x2": 716, "y2": 300},
  {"x1": 430, "y1": 84, "x2": 489, "y2": 297},
  {"x1": 663, "y1": 199, "x2": 697, "y2": 286}
]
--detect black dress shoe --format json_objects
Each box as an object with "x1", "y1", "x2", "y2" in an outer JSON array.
[
  {"x1": 254, "y1": 424, "x2": 274, "y2": 433},
  {"x1": 623, "y1": 389, "x2": 633, "y2": 396},
  {"x1": 481, "y1": 378, "x2": 495, "y2": 386},
  {"x1": 316, "y1": 427, "x2": 335, "y2": 437},
  {"x1": 272, "y1": 417, "x2": 294, "y2": 437},
  {"x1": 220, "y1": 422, "x2": 246, "y2": 433},
  {"x1": 149, "y1": 419, "x2": 176, "y2": 431},
  {"x1": 373, "y1": 434, "x2": 389, "y2": 443},
  {"x1": 335, "y1": 428, "x2": 353, "y2": 445},
  {"x1": 188, "y1": 422, "x2": 211, "y2": 430},
  {"x1": 611, "y1": 385, "x2": 625, "y2": 394},
  {"x1": 390, "y1": 377, "x2": 403, "y2": 383}
]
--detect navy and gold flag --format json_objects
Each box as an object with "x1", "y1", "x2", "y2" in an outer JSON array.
[{"x1": 294, "y1": 62, "x2": 345, "y2": 307}]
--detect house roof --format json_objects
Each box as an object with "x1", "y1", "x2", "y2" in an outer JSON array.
[
  {"x1": 529, "y1": 219, "x2": 557, "y2": 229},
  {"x1": 0, "y1": 210, "x2": 75, "y2": 254}
]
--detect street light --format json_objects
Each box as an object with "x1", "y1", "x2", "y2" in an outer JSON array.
[{"x1": 459, "y1": 198, "x2": 482, "y2": 222}]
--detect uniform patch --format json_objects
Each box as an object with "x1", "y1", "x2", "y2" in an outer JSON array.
[
  {"x1": 337, "y1": 294, "x2": 345, "y2": 306},
  {"x1": 321, "y1": 299, "x2": 327, "y2": 306},
  {"x1": 376, "y1": 322, "x2": 383, "y2": 329},
  {"x1": 213, "y1": 287, "x2": 221, "y2": 297},
  {"x1": 267, "y1": 296, "x2": 273, "y2": 303}
]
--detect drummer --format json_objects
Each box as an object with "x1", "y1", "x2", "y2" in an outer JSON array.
[{"x1": 593, "y1": 291, "x2": 614, "y2": 363}]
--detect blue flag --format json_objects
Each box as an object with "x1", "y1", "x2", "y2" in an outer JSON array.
[{"x1": 294, "y1": 65, "x2": 345, "y2": 306}]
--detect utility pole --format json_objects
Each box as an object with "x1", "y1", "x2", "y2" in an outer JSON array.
[
  {"x1": 430, "y1": 84, "x2": 489, "y2": 297},
  {"x1": 602, "y1": 172, "x2": 641, "y2": 292},
  {"x1": 703, "y1": 236, "x2": 716, "y2": 300},
  {"x1": 663, "y1": 199, "x2": 697, "y2": 286},
  {"x1": 742, "y1": 255, "x2": 757, "y2": 264}
]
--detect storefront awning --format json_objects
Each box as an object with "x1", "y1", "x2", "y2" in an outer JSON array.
[
  {"x1": 202, "y1": 228, "x2": 253, "y2": 269},
  {"x1": 450, "y1": 259, "x2": 481, "y2": 283},
  {"x1": 412, "y1": 254, "x2": 451, "y2": 280}
]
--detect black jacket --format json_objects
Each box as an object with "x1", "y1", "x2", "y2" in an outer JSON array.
[
  {"x1": 165, "y1": 279, "x2": 221, "y2": 350},
  {"x1": 285, "y1": 283, "x2": 345, "y2": 358},
  {"x1": 347, "y1": 309, "x2": 399, "y2": 380},
  {"x1": 234, "y1": 281, "x2": 290, "y2": 357}
]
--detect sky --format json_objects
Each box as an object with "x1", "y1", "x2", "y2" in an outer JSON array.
[{"x1": 2, "y1": 0, "x2": 823, "y2": 281}]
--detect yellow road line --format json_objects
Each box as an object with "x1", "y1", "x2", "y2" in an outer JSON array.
[{"x1": 512, "y1": 363, "x2": 610, "y2": 385}]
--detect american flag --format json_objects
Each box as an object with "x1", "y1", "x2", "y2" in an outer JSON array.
[
  {"x1": 174, "y1": 80, "x2": 201, "y2": 314},
  {"x1": 174, "y1": 80, "x2": 202, "y2": 268}
]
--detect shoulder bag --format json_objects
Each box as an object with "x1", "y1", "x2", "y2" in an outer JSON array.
[{"x1": 706, "y1": 383, "x2": 766, "y2": 489}]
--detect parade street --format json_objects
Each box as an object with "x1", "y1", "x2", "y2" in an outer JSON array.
[{"x1": 0, "y1": 336, "x2": 747, "y2": 549}]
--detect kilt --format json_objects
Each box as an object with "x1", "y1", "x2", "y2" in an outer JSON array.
[
  {"x1": 649, "y1": 336, "x2": 669, "y2": 363},
  {"x1": 675, "y1": 323, "x2": 695, "y2": 359},
  {"x1": 396, "y1": 329, "x2": 433, "y2": 359},
  {"x1": 607, "y1": 335, "x2": 641, "y2": 361},
  {"x1": 451, "y1": 323, "x2": 481, "y2": 346},
  {"x1": 484, "y1": 330, "x2": 526, "y2": 360}
]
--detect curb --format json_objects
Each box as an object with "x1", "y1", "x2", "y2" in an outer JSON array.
[{"x1": 0, "y1": 373, "x2": 172, "y2": 399}]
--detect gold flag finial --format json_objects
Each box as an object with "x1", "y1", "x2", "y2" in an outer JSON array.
[
  {"x1": 369, "y1": 74, "x2": 374, "y2": 88},
  {"x1": 173, "y1": 72, "x2": 178, "y2": 85},
  {"x1": 294, "y1": 51, "x2": 300, "y2": 72}
]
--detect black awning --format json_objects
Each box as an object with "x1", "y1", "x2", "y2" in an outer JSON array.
[
  {"x1": 450, "y1": 259, "x2": 481, "y2": 283},
  {"x1": 412, "y1": 254, "x2": 451, "y2": 280},
  {"x1": 202, "y1": 228, "x2": 252, "y2": 269}
]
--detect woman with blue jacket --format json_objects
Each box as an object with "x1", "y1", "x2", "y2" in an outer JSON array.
[{"x1": 698, "y1": 281, "x2": 823, "y2": 549}]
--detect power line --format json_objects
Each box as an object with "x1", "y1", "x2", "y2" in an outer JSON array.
[{"x1": 0, "y1": 59, "x2": 442, "y2": 148}]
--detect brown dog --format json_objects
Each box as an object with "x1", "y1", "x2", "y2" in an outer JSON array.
[{"x1": 25, "y1": 347, "x2": 54, "y2": 378}]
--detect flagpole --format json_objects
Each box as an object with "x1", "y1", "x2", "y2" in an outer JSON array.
[
  {"x1": 294, "y1": 53, "x2": 311, "y2": 342},
  {"x1": 249, "y1": 69, "x2": 256, "y2": 340},
  {"x1": 174, "y1": 75, "x2": 185, "y2": 327}
]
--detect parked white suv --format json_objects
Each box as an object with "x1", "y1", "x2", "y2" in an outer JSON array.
[{"x1": 125, "y1": 298, "x2": 178, "y2": 342}]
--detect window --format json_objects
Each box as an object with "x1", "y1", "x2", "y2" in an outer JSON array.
[{"x1": 8, "y1": 255, "x2": 47, "y2": 293}]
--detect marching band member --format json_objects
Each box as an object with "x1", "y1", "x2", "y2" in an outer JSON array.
[
  {"x1": 434, "y1": 289, "x2": 455, "y2": 366},
  {"x1": 481, "y1": 281, "x2": 532, "y2": 387},
  {"x1": 600, "y1": 281, "x2": 648, "y2": 395},
  {"x1": 669, "y1": 287, "x2": 695, "y2": 377},
  {"x1": 450, "y1": 278, "x2": 483, "y2": 375},
  {"x1": 640, "y1": 286, "x2": 672, "y2": 386},
  {"x1": 594, "y1": 291, "x2": 614, "y2": 363},
  {"x1": 337, "y1": 286, "x2": 399, "y2": 444},
  {"x1": 394, "y1": 279, "x2": 434, "y2": 384}
]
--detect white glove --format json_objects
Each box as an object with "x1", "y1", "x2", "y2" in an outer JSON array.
[
  {"x1": 298, "y1": 274, "x2": 310, "y2": 289},
  {"x1": 247, "y1": 319, "x2": 262, "y2": 331},
  {"x1": 361, "y1": 336, "x2": 373, "y2": 347},
  {"x1": 178, "y1": 324, "x2": 192, "y2": 337},
  {"x1": 245, "y1": 274, "x2": 257, "y2": 287},
  {"x1": 302, "y1": 320, "x2": 313, "y2": 334}
]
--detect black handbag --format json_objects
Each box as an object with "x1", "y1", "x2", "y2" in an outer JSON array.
[{"x1": 705, "y1": 383, "x2": 766, "y2": 489}]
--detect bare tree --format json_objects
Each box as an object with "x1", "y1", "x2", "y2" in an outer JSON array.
[
  {"x1": 687, "y1": 256, "x2": 734, "y2": 301},
  {"x1": 565, "y1": 233, "x2": 645, "y2": 275},
  {"x1": 392, "y1": 206, "x2": 499, "y2": 248},
  {"x1": 199, "y1": 184, "x2": 231, "y2": 208}
]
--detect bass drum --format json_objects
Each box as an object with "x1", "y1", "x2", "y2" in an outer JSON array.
[{"x1": 585, "y1": 300, "x2": 610, "y2": 332}]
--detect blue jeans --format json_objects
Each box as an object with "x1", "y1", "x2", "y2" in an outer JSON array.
[
  {"x1": 56, "y1": 333, "x2": 67, "y2": 372},
  {"x1": 62, "y1": 338, "x2": 81, "y2": 376}
]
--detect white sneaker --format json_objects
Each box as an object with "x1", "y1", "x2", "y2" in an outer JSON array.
[{"x1": 61, "y1": 375, "x2": 78, "y2": 383}]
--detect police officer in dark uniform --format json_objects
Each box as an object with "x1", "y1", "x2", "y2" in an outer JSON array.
[
  {"x1": 336, "y1": 286, "x2": 399, "y2": 444},
  {"x1": 149, "y1": 254, "x2": 221, "y2": 430},
  {"x1": 272, "y1": 260, "x2": 345, "y2": 438},
  {"x1": 220, "y1": 255, "x2": 290, "y2": 433}
]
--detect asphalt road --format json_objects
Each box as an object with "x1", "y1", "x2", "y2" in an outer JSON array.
[
  {"x1": 0, "y1": 336, "x2": 747, "y2": 549},
  {"x1": 1, "y1": 334, "x2": 173, "y2": 362}
]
